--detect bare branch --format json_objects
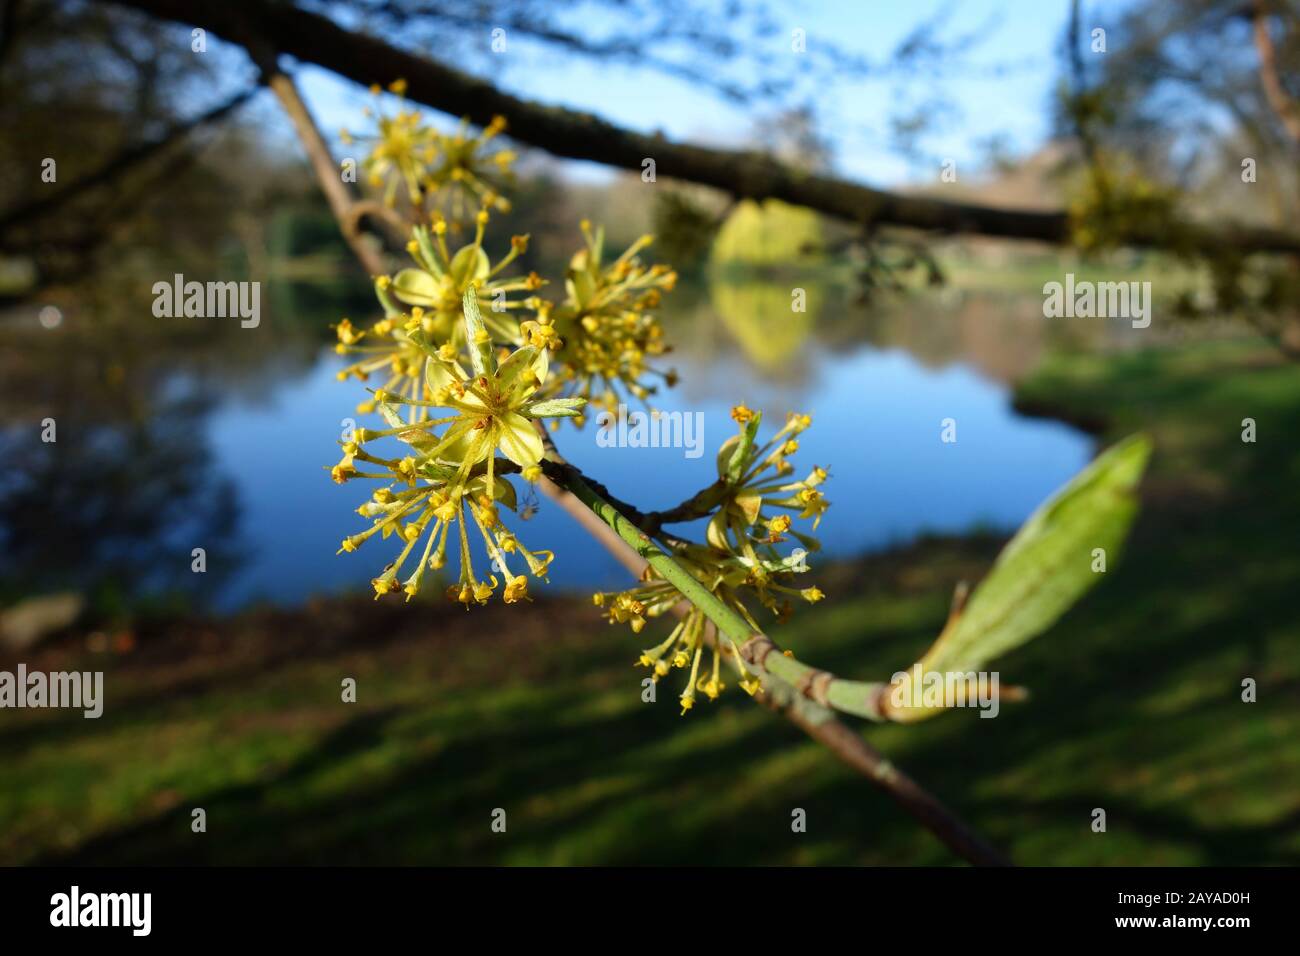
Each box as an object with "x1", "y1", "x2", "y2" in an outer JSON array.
[
  {"x1": 102, "y1": 0, "x2": 1300, "y2": 257},
  {"x1": 1252, "y1": 0, "x2": 1300, "y2": 146},
  {"x1": 245, "y1": 40, "x2": 390, "y2": 276}
]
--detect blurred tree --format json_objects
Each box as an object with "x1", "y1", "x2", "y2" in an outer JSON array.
[
  {"x1": 6, "y1": 0, "x2": 1300, "y2": 315},
  {"x1": 1053, "y1": 0, "x2": 1300, "y2": 353},
  {"x1": 711, "y1": 198, "x2": 823, "y2": 269},
  {"x1": 752, "y1": 103, "x2": 836, "y2": 174},
  {"x1": 1057, "y1": 0, "x2": 1300, "y2": 221}
]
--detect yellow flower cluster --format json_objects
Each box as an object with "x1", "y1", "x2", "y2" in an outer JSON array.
[
  {"x1": 549, "y1": 221, "x2": 678, "y2": 422},
  {"x1": 332, "y1": 289, "x2": 584, "y2": 604},
  {"x1": 330, "y1": 82, "x2": 835, "y2": 664},
  {"x1": 596, "y1": 598, "x2": 763, "y2": 714},
  {"x1": 327, "y1": 89, "x2": 839, "y2": 720},
  {"x1": 341, "y1": 79, "x2": 514, "y2": 221},
  {"x1": 425, "y1": 115, "x2": 516, "y2": 225},
  {"x1": 334, "y1": 208, "x2": 549, "y2": 417},
  {"x1": 594, "y1": 408, "x2": 830, "y2": 712}
]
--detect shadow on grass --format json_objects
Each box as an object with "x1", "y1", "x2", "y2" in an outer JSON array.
[{"x1": 10, "y1": 342, "x2": 1300, "y2": 865}]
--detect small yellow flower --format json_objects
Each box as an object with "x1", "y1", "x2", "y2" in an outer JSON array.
[
  {"x1": 504, "y1": 574, "x2": 530, "y2": 603},
  {"x1": 473, "y1": 577, "x2": 496, "y2": 603},
  {"x1": 331, "y1": 457, "x2": 357, "y2": 484},
  {"x1": 797, "y1": 488, "x2": 829, "y2": 526}
]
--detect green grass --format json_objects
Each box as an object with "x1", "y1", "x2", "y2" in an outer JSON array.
[{"x1": 2, "y1": 340, "x2": 1298, "y2": 865}]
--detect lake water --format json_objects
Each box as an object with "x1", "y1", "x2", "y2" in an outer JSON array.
[
  {"x1": 0, "y1": 283, "x2": 1093, "y2": 612},
  {"x1": 205, "y1": 292, "x2": 1091, "y2": 609}
]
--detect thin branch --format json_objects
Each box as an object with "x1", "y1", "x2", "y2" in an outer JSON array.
[
  {"x1": 1252, "y1": 0, "x2": 1300, "y2": 147},
  {"x1": 189, "y1": 0, "x2": 1016, "y2": 865},
  {"x1": 1066, "y1": 0, "x2": 1103, "y2": 170},
  {"x1": 547, "y1": 457, "x2": 894, "y2": 718},
  {"x1": 102, "y1": 0, "x2": 1300, "y2": 257},
  {"x1": 365, "y1": 3, "x2": 756, "y2": 102},
  {"x1": 250, "y1": 54, "x2": 389, "y2": 276},
  {"x1": 500, "y1": 441, "x2": 1022, "y2": 726},
  {"x1": 494, "y1": 437, "x2": 726, "y2": 536},
  {"x1": 558, "y1": 468, "x2": 725, "y2": 537},
  {"x1": 534, "y1": 434, "x2": 1010, "y2": 866},
  {"x1": 344, "y1": 199, "x2": 411, "y2": 243}
]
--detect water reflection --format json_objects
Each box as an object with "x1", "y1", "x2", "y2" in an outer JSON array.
[
  {"x1": 708, "y1": 278, "x2": 819, "y2": 375},
  {"x1": 1, "y1": 274, "x2": 1094, "y2": 612},
  {"x1": 0, "y1": 286, "x2": 337, "y2": 610}
]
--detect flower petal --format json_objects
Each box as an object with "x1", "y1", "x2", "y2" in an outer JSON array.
[
  {"x1": 391, "y1": 268, "x2": 439, "y2": 306},
  {"x1": 495, "y1": 345, "x2": 539, "y2": 392},
  {"x1": 450, "y1": 245, "x2": 490, "y2": 286},
  {"x1": 496, "y1": 412, "x2": 544, "y2": 468}
]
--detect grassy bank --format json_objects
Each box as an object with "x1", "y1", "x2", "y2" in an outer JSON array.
[{"x1": 2, "y1": 340, "x2": 1297, "y2": 865}]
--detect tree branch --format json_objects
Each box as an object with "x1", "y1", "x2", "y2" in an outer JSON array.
[
  {"x1": 139, "y1": 0, "x2": 1013, "y2": 865},
  {"x1": 243, "y1": 43, "x2": 390, "y2": 276},
  {"x1": 102, "y1": 0, "x2": 1300, "y2": 257},
  {"x1": 534, "y1": 433, "x2": 1010, "y2": 866},
  {"x1": 1252, "y1": 0, "x2": 1300, "y2": 147}
]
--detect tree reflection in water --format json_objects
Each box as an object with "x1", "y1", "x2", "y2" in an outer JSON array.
[{"x1": 0, "y1": 292, "x2": 329, "y2": 611}]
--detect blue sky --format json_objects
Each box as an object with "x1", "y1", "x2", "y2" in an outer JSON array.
[{"x1": 292, "y1": 0, "x2": 1078, "y2": 187}]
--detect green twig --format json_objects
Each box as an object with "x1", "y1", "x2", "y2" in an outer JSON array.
[{"x1": 544, "y1": 458, "x2": 890, "y2": 719}]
